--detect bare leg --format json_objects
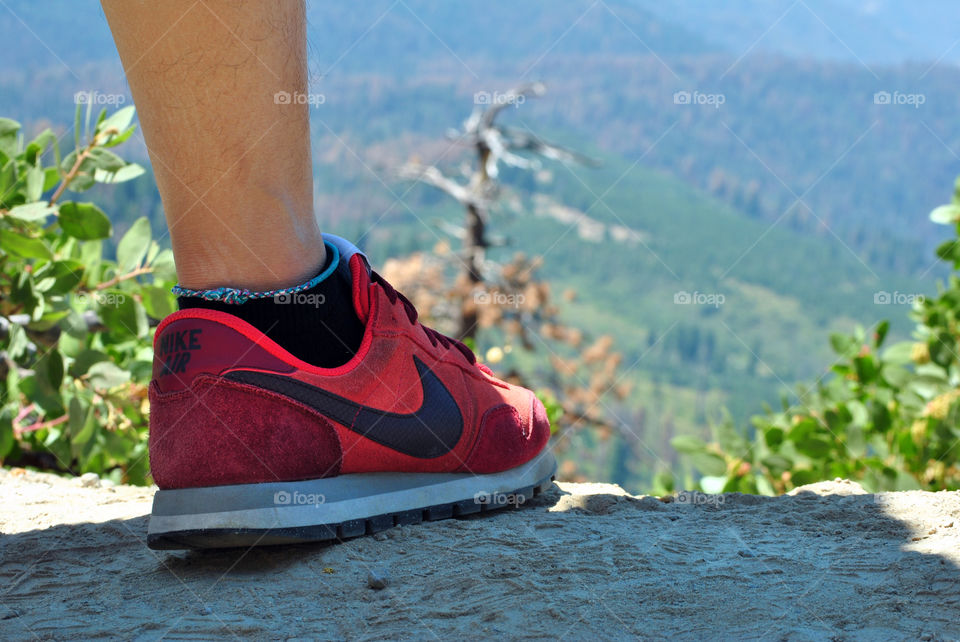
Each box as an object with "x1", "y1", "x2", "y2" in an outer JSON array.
[{"x1": 101, "y1": 0, "x2": 324, "y2": 291}]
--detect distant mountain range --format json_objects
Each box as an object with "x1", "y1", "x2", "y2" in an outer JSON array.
[{"x1": 639, "y1": 0, "x2": 960, "y2": 65}]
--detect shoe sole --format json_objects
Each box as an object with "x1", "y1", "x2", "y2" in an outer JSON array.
[{"x1": 147, "y1": 450, "x2": 556, "y2": 550}]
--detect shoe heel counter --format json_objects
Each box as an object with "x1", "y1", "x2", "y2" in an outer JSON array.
[
  {"x1": 149, "y1": 375, "x2": 342, "y2": 489},
  {"x1": 149, "y1": 314, "x2": 342, "y2": 489}
]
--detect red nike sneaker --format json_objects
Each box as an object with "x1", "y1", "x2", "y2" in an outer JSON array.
[{"x1": 146, "y1": 234, "x2": 555, "y2": 549}]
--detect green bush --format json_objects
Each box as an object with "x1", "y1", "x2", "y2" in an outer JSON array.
[
  {"x1": 0, "y1": 104, "x2": 175, "y2": 485},
  {"x1": 676, "y1": 177, "x2": 960, "y2": 494}
]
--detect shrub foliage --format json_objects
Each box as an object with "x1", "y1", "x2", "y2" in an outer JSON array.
[
  {"x1": 676, "y1": 177, "x2": 960, "y2": 493},
  {"x1": 0, "y1": 105, "x2": 176, "y2": 485}
]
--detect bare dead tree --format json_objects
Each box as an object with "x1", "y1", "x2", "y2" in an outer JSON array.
[{"x1": 398, "y1": 82, "x2": 598, "y2": 340}]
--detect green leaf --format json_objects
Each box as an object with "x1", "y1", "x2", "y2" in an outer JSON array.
[
  {"x1": 101, "y1": 125, "x2": 135, "y2": 148},
  {"x1": 141, "y1": 284, "x2": 176, "y2": 319},
  {"x1": 98, "y1": 290, "x2": 147, "y2": 338},
  {"x1": 928, "y1": 332, "x2": 955, "y2": 368},
  {"x1": 764, "y1": 426, "x2": 784, "y2": 448},
  {"x1": 916, "y1": 363, "x2": 949, "y2": 381},
  {"x1": 42, "y1": 167, "x2": 60, "y2": 191},
  {"x1": 0, "y1": 410, "x2": 13, "y2": 459},
  {"x1": 882, "y1": 341, "x2": 916, "y2": 365},
  {"x1": 86, "y1": 147, "x2": 126, "y2": 173},
  {"x1": 8, "y1": 202, "x2": 57, "y2": 222},
  {"x1": 873, "y1": 320, "x2": 889, "y2": 348},
  {"x1": 689, "y1": 451, "x2": 727, "y2": 476},
  {"x1": 150, "y1": 249, "x2": 177, "y2": 281},
  {"x1": 25, "y1": 165, "x2": 44, "y2": 201},
  {"x1": 69, "y1": 349, "x2": 109, "y2": 378},
  {"x1": 0, "y1": 229, "x2": 53, "y2": 260},
  {"x1": 34, "y1": 276, "x2": 57, "y2": 293},
  {"x1": 116, "y1": 216, "x2": 151, "y2": 273},
  {"x1": 5, "y1": 323, "x2": 30, "y2": 360},
  {"x1": 96, "y1": 106, "x2": 135, "y2": 136},
  {"x1": 0, "y1": 117, "x2": 20, "y2": 136},
  {"x1": 935, "y1": 239, "x2": 960, "y2": 264},
  {"x1": 31, "y1": 350, "x2": 65, "y2": 416},
  {"x1": 74, "y1": 102, "x2": 83, "y2": 150},
  {"x1": 0, "y1": 117, "x2": 19, "y2": 156},
  {"x1": 71, "y1": 175, "x2": 96, "y2": 193},
  {"x1": 929, "y1": 204, "x2": 960, "y2": 224},
  {"x1": 871, "y1": 401, "x2": 892, "y2": 432},
  {"x1": 45, "y1": 349, "x2": 65, "y2": 390},
  {"x1": 880, "y1": 364, "x2": 911, "y2": 388},
  {"x1": 59, "y1": 309, "x2": 88, "y2": 342},
  {"x1": 58, "y1": 201, "x2": 112, "y2": 240},
  {"x1": 893, "y1": 471, "x2": 922, "y2": 491},
  {"x1": 790, "y1": 469, "x2": 820, "y2": 487},
  {"x1": 853, "y1": 354, "x2": 878, "y2": 383},
  {"x1": 34, "y1": 259, "x2": 84, "y2": 295},
  {"x1": 755, "y1": 476, "x2": 775, "y2": 496},
  {"x1": 86, "y1": 360, "x2": 131, "y2": 390},
  {"x1": 699, "y1": 475, "x2": 726, "y2": 494},
  {"x1": 68, "y1": 396, "x2": 97, "y2": 447},
  {"x1": 59, "y1": 149, "x2": 78, "y2": 174},
  {"x1": 788, "y1": 417, "x2": 819, "y2": 442},
  {"x1": 84, "y1": 100, "x2": 94, "y2": 145},
  {"x1": 79, "y1": 240, "x2": 103, "y2": 287},
  {"x1": 145, "y1": 240, "x2": 160, "y2": 265},
  {"x1": 847, "y1": 400, "x2": 868, "y2": 428},
  {"x1": 25, "y1": 128, "x2": 56, "y2": 164},
  {"x1": 0, "y1": 159, "x2": 16, "y2": 205},
  {"x1": 761, "y1": 454, "x2": 793, "y2": 473},
  {"x1": 94, "y1": 162, "x2": 145, "y2": 184},
  {"x1": 671, "y1": 434, "x2": 708, "y2": 454},
  {"x1": 829, "y1": 332, "x2": 859, "y2": 358},
  {"x1": 845, "y1": 425, "x2": 866, "y2": 458}
]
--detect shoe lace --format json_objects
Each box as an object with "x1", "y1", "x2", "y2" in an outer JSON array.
[{"x1": 371, "y1": 271, "x2": 477, "y2": 364}]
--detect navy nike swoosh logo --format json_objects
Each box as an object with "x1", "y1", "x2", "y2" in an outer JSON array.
[{"x1": 224, "y1": 356, "x2": 463, "y2": 459}]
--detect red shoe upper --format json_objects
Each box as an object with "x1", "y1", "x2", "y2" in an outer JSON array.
[{"x1": 148, "y1": 251, "x2": 551, "y2": 489}]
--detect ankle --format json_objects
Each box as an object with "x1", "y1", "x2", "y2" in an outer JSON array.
[
  {"x1": 173, "y1": 238, "x2": 326, "y2": 292},
  {"x1": 174, "y1": 241, "x2": 364, "y2": 367}
]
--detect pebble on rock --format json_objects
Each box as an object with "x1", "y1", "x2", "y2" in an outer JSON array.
[
  {"x1": 367, "y1": 568, "x2": 390, "y2": 590},
  {"x1": 79, "y1": 472, "x2": 100, "y2": 488}
]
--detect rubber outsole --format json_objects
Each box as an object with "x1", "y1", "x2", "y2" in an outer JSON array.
[
  {"x1": 147, "y1": 475, "x2": 556, "y2": 550},
  {"x1": 147, "y1": 472, "x2": 555, "y2": 550}
]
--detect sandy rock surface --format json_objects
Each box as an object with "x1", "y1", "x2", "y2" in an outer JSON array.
[{"x1": 2, "y1": 468, "x2": 960, "y2": 640}]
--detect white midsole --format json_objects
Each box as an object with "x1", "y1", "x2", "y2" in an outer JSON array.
[{"x1": 148, "y1": 452, "x2": 555, "y2": 534}]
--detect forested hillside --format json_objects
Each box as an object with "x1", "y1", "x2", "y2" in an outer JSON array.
[{"x1": 1, "y1": 0, "x2": 955, "y2": 490}]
